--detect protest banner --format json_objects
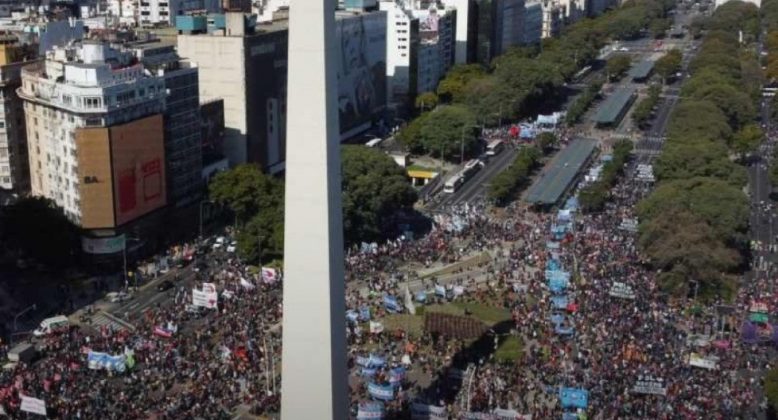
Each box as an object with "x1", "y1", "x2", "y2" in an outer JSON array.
[
  {"x1": 201, "y1": 282, "x2": 217, "y2": 294},
  {"x1": 192, "y1": 288, "x2": 218, "y2": 309},
  {"x1": 359, "y1": 306, "x2": 371, "y2": 321},
  {"x1": 367, "y1": 383, "x2": 394, "y2": 401},
  {"x1": 688, "y1": 353, "x2": 718, "y2": 370},
  {"x1": 20, "y1": 395, "x2": 46, "y2": 416},
  {"x1": 493, "y1": 408, "x2": 533, "y2": 419},
  {"x1": 631, "y1": 375, "x2": 666, "y2": 396},
  {"x1": 608, "y1": 282, "x2": 636, "y2": 300},
  {"x1": 261, "y1": 267, "x2": 279, "y2": 283},
  {"x1": 87, "y1": 351, "x2": 127, "y2": 373},
  {"x1": 383, "y1": 295, "x2": 402, "y2": 313},
  {"x1": 551, "y1": 295, "x2": 569, "y2": 309},
  {"x1": 357, "y1": 401, "x2": 385, "y2": 419},
  {"x1": 410, "y1": 402, "x2": 447, "y2": 419},
  {"x1": 750, "y1": 302, "x2": 769, "y2": 313},
  {"x1": 559, "y1": 387, "x2": 589, "y2": 409}
]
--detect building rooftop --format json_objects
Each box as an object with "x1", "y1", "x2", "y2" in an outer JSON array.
[
  {"x1": 628, "y1": 60, "x2": 654, "y2": 80},
  {"x1": 524, "y1": 138, "x2": 598, "y2": 206},
  {"x1": 591, "y1": 87, "x2": 636, "y2": 124}
]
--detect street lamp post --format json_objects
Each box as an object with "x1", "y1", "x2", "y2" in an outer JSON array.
[{"x1": 13, "y1": 304, "x2": 36, "y2": 331}]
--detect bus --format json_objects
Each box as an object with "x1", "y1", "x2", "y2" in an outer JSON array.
[
  {"x1": 486, "y1": 140, "x2": 504, "y2": 157},
  {"x1": 443, "y1": 174, "x2": 465, "y2": 193},
  {"x1": 365, "y1": 137, "x2": 383, "y2": 148},
  {"x1": 462, "y1": 159, "x2": 482, "y2": 179}
]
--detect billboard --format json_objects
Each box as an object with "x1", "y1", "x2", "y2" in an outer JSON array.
[
  {"x1": 76, "y1": 127, "x2": 116, "y2": 229},
  {"x1": 335, "y1": 11, "x2": 387, "y2": 137},
  {"x1": 109, "y1": 114, "x2": 167, "y2": 226}
]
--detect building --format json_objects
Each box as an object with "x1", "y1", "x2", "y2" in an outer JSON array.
[
  {"x1": 523, "y1": 1, "x2": 542, "y2": 44},
  {"x1": 541, "y1": 0, "x2": 564, "y2": 38},
  {"x1": 440, "y1": 0, "x2": 476, "y2": 64},
  {"x1": 128, "y1": 39, "x2": 203, "y2": 207},
  {"x1": 381, "y1": 1, "x2": 455, "y2": 108},
  {"x1": 139, "y1": 0, "x2": 221, "y2": 27},
  {"x1": 177, "y1": 13, "x2": 288, "y2": 169},
  {"x1": 414, "y1": 7, "x2": 455, "y2": 96},
  {"x1": 0, "y1": 36, "x2": 36, "y2": 204},
  {"x1": 493, "y1": 0, "x2": 525, "y2": 55},
  {"x1": 19, "y1": 42, "x2": 168, "y2": 237},
  {"x1": 178, "y1": 10, "x2": 386, "y2": 171},
  {"x1": 107, "y1": 0, "x2": 139, "y2": 26}
]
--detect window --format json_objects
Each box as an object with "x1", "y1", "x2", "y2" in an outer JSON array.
[
  {"x1": 62, "y1": 95, "x2": 72, "y2": 105},
  {"x1": 84, "y1": 97, "x2": 101, "y2": 109}
]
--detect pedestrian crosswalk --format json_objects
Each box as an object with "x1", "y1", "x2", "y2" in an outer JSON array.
[{"x1": 89, "y1": 311, "x2": 133, "y2": 332}]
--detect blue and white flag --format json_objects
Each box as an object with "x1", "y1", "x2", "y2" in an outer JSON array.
[
  {"x1": 361, "y1": 367, "x2": 378, "y2": 377},
  {"x1": 388, "y1": 367, "x2": 406, "y2": 387},
  {"x1": 346, "y1": 310, "x2": 359, "y2": 323},
  {"x1": 87, "y1": 351, "x2": 126, "y2": 373},
  {"x1": 559, "y1": 387, "x2": 589, "y2": 409},
  {"x1": 368, "y1": 383, "x2": 395, "y2": 401},
  {"x1": 551, "y1": 295, "x2": 569, "y2": 309},
  {"x1": 555, "y1": 325, "x2": 575, "y2": 335},
  {"x1": 383, "y1": 295, "x2": 402, "y2": 313},
  {"x1": 359, "y1": 306, "x2": 372, "y2": 322},
  {"x1": 357, "y1": 401, "x2": 385, "y2": 419}
]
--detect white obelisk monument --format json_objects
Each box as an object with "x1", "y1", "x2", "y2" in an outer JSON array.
[{"x1": 280, "y1": 0, "x2": 347, "y2": 417}]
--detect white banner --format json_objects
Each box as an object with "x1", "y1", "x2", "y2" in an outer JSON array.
[
  {"x1": 410, "y1": 403, "x2": 447, "y2": 419},
  {"x1": 192, "y1": 289, "x2": 218, "y2": 309},
  {"x1": 609, "y1": 282, "x2": 636, "y2": 299},
  {"x1": 20, "y1": 395, "x2": 46, "y2": 415},
  {"x1": 632, "y1": 375, "x2": 666, "y2": 396},
  {"x1": 493, "y1": 409, "x2": 532, "y2": 420},
  {"x1": 688, "y1": 353, "x2": 718, "y2": 370},
  {"x1": 202, "y1": 282, "x2": 217, "y2": 294}
]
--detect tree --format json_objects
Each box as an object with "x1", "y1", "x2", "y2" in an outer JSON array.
[
  {"x1": 654, "y1": 49, "x2": 682, "y2": 84},
  {"x1": 209, "y1": 164, "x2": 284, "y2": 226},
  {"x1": 765, "y1": 366, "x2": 778, "y2": 409},
  {"x1": 488, "y1": 147, "x2": 541, "y2": 205},
  {"x1": 415, "y1": 92, "x2": 439, "y2": 112},
  {"x1": 536, "y1": 132, "x2": 558, "y2": 154},
  {"x1": 666, "y1": 100, "x2": 733, "y2": 143},
  {"x1": 418, "y1": 105, "x2": 479, "y2": 161},
  {"x1": 0, "y1": 197, "x2": 78, "y2": 268},
  {"x1": 396, "y1": 112, "x2": 430, "y2": 153},
  {"x1": 437, "y1": 64, "x2": 486, "y2": 103},
  {"x1": 688, "y1": 83, "x2": 756, "y2": 131},
  {"x1": 341, "y1": 146, "x2": 418, "y2": 243},
  {"x1": 732, "y1": 124, "x2": 764, "y2": 156},
  {"x1": 605, "y1": 54, "x2": 632, "y2": 81},
  {"x1": 655, "y1": 139, "x2": 747, "y2": 187}
]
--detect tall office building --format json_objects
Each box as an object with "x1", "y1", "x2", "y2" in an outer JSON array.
[
  {"x1": 0, "y1": 36, "x2": 35, "y2": 204},
  {"x1": 178, "y1": 9, "x2": 386, "y2": 171},
  {"x1": 139, "y1": 0, "x2": 221, "y2": 27},
  {"x1": 177, "y1": 13, "x2": 288, "y2": 169},
  {"x1": 128, "y1": 39, "x2": 203, "y2": 207},
  {"x1": 19, "y1": 42, "x2": 168, "y2": 240}
]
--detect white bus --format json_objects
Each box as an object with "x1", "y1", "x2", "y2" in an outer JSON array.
[
  {"x1": 486, "y1": 140, "x2": 504, "y2": 156},
  {"x1": 365, "y1": 137, "x2": 383, "y2": 148},
  {"x1": 443, "y1": 174, "x2": 465, "y2": 193}
]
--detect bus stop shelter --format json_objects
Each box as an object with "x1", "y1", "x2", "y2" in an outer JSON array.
[{"x1": 524, "y1": 138, "x2": 598, "y2": 207}]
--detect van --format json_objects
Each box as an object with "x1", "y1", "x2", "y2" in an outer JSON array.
[{"x1": 33, "y1": 315, "x2": 69, "y2": 337}]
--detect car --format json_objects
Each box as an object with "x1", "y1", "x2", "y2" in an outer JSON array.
[
  {"x1": 106, "y1": 291, "x2": 133, "y2": 303},
  {"x1": 156, "y1": 280, "x2": 174, "y2": 292}
]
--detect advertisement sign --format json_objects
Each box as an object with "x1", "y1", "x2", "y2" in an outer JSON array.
[
  {"x1": 81, "y1": 234, "x2": 126, "y2": 254},
  {"x1": 109, "y1": 114, "x2": 167, "y2": 226},
  {"x1": 20, "y1": 395, "x2": 46, "y2": 416},
  {"x1": 335, "y1": 13, "x2": 387, "y2": 137}
]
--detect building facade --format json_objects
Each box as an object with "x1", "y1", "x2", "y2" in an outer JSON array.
[
  {"x1": 129, "y1": 40, "x2": 203, "y2": 207},
  {"x1": 19, "y1": 42, "x2": 168, "y2": 231},
  {"x1": 380, "y1": 1, "x2": 418, "y2": 108},
  {"x1": 0, "y1": 37, "x2": 34, "y2": 204},
  {"x1": 523, "y1": 1, "x2": 542, "y2": 44},
  {"x1": 139, "y1": 0, "x2": 221, "y2": 27}
]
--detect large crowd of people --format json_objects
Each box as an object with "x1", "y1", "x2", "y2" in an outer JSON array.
[{"x1": 0, "y1": 121, "x2": 774, "y2": 419}]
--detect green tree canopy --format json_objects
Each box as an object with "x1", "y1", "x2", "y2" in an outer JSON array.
[
  {"x1": 666, "y1": 100, "x2": 733, "y2": 143},
  {"x1": 415, "y1": 92, "x2": 439, "y2": 112},
  {"x1": 606, "y1": 54, "x2": 632, "y2": 81},
  {"x1": 0, "y1": 197, "x2": 78, "y2": 268},
  {"x1": 655, "y1": 139, "x2": 747, "y2": 186},
  {"x1": 732, "y1": 123, "x2": 764, "y2": 156},
  {"x1": 341, "y1": 146, "x2": 418, "y2": 243},
  {"x1": 437, "y1": 64, "x2": 486, "y2": 103},
  {"x1": 209, "y1": 164, "x2": 284, "y2": 226},
  {"x1": 418, "y1": 105, "x2": 479, "y2": 161},
  {"x1": 654, "y1": 49, "x2": 682, "y2": 83}
]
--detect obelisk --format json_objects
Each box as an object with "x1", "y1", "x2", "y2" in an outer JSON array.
[{"x1": 280, "y1": 0, "x2": 347, "y2": 417}]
